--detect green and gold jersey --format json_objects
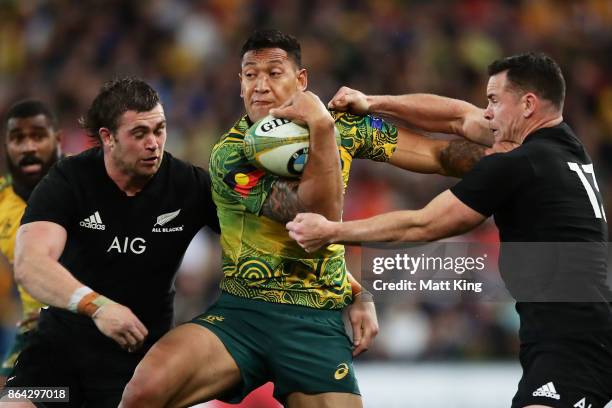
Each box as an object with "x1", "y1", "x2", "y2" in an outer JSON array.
[
  {"x1": 210, "y1": 112, "x2": 397, "y2": 309},
  {"x1": 0, "y1": 176, "x2": 45, "y2": 332}
]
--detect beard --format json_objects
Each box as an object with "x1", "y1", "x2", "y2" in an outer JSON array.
[{"x1": 7, "y1": 146, "x2": 60, "y2": 190}]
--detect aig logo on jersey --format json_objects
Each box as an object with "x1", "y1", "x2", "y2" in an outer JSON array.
[
  {"x1": 107, "y1": 237, "x2": 146, "y2": 254},
  {"x1": 152, "y1": 209, "x2": 184, "y2": 233}
]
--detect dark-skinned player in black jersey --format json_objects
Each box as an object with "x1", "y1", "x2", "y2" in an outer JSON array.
[{"x1": 288, "y1": 53, "x2": 612, "y2": 408}]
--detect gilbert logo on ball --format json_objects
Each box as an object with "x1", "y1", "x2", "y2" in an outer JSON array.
[{"x1": 244, "y1": 114, "x2": 340, "y2": 178}]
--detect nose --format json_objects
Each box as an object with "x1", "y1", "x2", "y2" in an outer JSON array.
[
  {"x1": 144, "y1": 133, "x2": 158, "y2": 151},
  {"x1": 483, "y1": 104, "x2": 493, "y2": 121},
  {"x1": 20, "y1": 136, "x2": 37, "y2": 153},
  {"x1": 254, "y1": 74, "x2": 270, "y2": 93}
]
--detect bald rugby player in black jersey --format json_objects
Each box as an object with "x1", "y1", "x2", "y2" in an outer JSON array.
[
  {"x1": 0, "y1": 78, "x2": 219, "y2": 408},
  {"x1": 289, "y1": 53, "x2": 612, "y2": 408}
]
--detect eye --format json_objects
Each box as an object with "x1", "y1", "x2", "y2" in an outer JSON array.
[
  {"x1": 31, "y1": 131, "x2": 48, "y2": 141},
  {"x1": 244, "y1": 72, "x2": 256, "y2": 79},
  {"x1": 8, "y1": 133, "x2": 23, "y2": 143}
]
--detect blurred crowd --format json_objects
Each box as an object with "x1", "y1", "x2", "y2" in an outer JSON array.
[{"x1": 0, "y1": 0, "x2": 610, "y2": 362}]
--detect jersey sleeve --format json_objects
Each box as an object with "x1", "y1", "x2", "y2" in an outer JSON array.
[
  {"x1": 450, "y1": 152, "x2": 533, "y2": 217},
  {"x1": 21, "y1": 161, "x2": 77, "y2": 228},
  {"x1": 333, "y1": 112, "x2": 398, "y2": 161},
  {"x1": 194, "y1": 166, "x2": 221, "y2": 233},
  {"x1": 209, "y1": 137, "x2": 278, "y2": 215}
]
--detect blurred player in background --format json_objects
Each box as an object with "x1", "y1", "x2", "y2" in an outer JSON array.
[
  {"x1": 0, "y1": 100, "x2": 62, "y2": 386},
  {"x1": 1, "y1": 78, "x2": 219, "y2": 407},
  {"x1": 121, "y1": 29, "x2": 492, "y2": 408},
  {"x1": 289, "y1": 53, "x2": 612, "y2": 407}
]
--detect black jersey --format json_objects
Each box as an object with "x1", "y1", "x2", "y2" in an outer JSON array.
[
  {"x1": 22, "y1": 147, "x2": 219, "y2": 342},
  {"x1": 451, "y1": 123, "x2": 612, "y2": 341}
]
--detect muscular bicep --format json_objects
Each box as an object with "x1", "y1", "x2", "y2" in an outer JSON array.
[
  {"x1": 261, "y1": 179, "x2": 306, "y2": 224},
  {"x1": 16, "y1": 221, "x2": 67, "y2": 261},
  {"x1": 388, "y1": 128, "x2": 448, "y2": 174},
  {"x1": 389, "y1": 128, "x2": 486, "y2": 177},
  {"x1": 439, "y1": 139, "x2": 487, "y2": 177}
]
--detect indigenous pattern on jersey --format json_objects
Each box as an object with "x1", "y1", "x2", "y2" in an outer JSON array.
[
  {"x1": 210, "y1": 112, "x2": 397, "y2": 309},
  {"x1": 0, "y1": 176, "x2": 44, "y2": 333}
]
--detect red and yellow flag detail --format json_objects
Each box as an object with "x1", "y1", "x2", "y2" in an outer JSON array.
[{"x1": 225, "y1": 167, "x2": 266, "y2": 197}]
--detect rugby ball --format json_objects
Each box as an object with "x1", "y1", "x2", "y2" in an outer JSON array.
[{"x1": 244, "y1": 114, "x2": 340, "y2": 178}]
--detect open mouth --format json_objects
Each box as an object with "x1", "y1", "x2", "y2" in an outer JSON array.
[{"x1": 18, "y1": 156, "x2": 44, "y2": 174}]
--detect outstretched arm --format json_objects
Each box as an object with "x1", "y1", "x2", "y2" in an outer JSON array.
[
  {"x1": 287, "y1": 190, "x2": 486, "y2": 252},
  {"x1": 328, "y1": 86, "x2": 493, "y2": 146},
  {"x1": 262, "y1": 91, "x2": 343, "y2": 223},
  {"x1": 388, "y1": 128, "x2": 486, "y2": 177}
]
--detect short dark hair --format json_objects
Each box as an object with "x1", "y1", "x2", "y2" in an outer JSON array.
[
  {"x1": 5, "y1": 99, "x2": 57, "y2": 129},
  {"x1": 240, "y1": 29, "x2": 302, "y2": 68},
  {"x1": 80, "y1": 77, "x2": 160, "y2": 141},
  {"x1": 488, "y1": 52, "x2": 566, "y2": 110}
]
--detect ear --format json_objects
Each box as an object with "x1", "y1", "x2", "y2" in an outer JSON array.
[
  {"x1": 297, "y1": 68, "x2": 308, "y2": 91},
  {"x1": 54, "y1": 129, "x2": 63, "y2": 144},
  {"x1": 523, "y1": 93, "x2": 537, "y2": 118},
  {"x1": 238, "y1": 73, "x2": 244, "y2": 98},
  {"x1": 99, "y1": 128, "x2": 114, "y2": 147}
]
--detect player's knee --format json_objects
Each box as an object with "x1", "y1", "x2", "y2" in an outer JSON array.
[
  {"x1": 120, "y1": 370, "x2": 168, "y2": 407},
  {"x1": 120, "y1": 382, "x2": 156, "y2": 407}
]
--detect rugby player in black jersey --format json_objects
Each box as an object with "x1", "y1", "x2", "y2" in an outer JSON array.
[
  {"x1": 0, "y1": 78, "x2": 219, "y2": 407},
  {"x1": 289, "y1": 53, "x2": 612, "y2": 407}
]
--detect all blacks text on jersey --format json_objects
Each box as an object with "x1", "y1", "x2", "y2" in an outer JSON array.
[
  {"x1": 152, "y1": 209, "x2": 184, "y2": 232},
  {"x1": 152, "y1": 226, "x2": 184, "y2": 233}
]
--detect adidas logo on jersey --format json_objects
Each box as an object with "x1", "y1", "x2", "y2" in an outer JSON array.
[
  {"x1": 532, "y1": 382, "x2": 560, "y2": 400},
  {"x1": 79, "y1": 211, "x2": 106, "y2": 230}
]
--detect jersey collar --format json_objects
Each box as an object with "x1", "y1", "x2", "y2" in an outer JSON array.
[
  {"x1": 97, "y1": 148, "x2": 170, "y2": 199},
  {"x1": 524, "y1": 122, "x2": 570, "y2": 144}
]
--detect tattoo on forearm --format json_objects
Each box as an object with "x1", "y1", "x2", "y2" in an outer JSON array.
[
  {"x1": 440, "y1": 140, "x2": 486, "y2": 177},
  {"x1": 261, "y1": 179, "x2": 306, "y2": 223}
]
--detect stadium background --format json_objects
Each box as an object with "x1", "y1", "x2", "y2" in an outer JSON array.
[{"x1": 0, "y1": 0, "x2": 610, "y2": 406}]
